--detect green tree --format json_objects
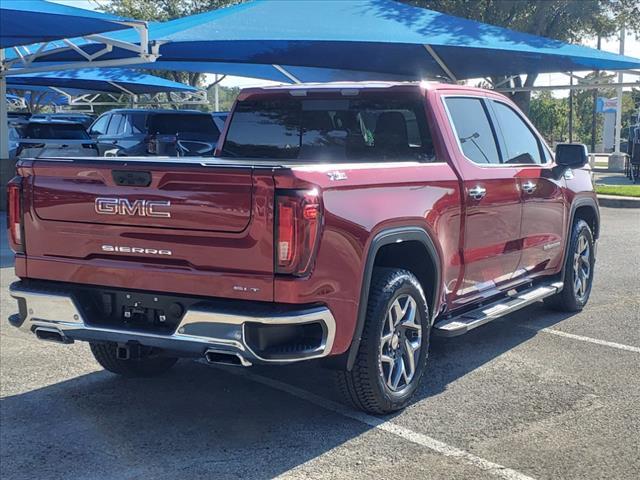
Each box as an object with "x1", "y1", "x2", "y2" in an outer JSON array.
[
  {"x1": 529, "y1": 91, "x2": 568, "y2": 144},
  {"x1": 401, "y1": 0, "x2": 640, "y2": 113}
]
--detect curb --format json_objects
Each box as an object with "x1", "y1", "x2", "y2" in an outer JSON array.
[{"x1": 597, "y1": 194, "x2": 640, "y2": 208}]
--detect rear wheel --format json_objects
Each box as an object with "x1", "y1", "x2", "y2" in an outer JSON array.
[
  {"x1": 545, "y1": 219, "x2": 595, "y2": 312},
  {"x1": 90, "y1": 342, "x2": 178, "y2": 377},
  {"x1": 337, "y1": 268, "x2": 430, "y2": 414}
]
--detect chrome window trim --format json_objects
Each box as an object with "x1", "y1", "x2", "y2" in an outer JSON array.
[{"x1": 441, "y1": 94, "x2": 553, "y2": 169}]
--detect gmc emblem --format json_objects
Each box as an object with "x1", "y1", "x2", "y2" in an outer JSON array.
[{"x1": 95, "y1": 197, "x2": 171, "y2": 218}]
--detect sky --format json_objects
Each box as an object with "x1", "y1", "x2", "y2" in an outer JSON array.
[{"x1": 52, "y1": 0, "x2": 640, "y2": 92}]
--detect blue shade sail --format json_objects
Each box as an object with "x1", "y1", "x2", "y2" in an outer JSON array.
[
  {"x1": 16, "y1": 0, "x2": 640, "y2": 80},
  {"x1": 1, "y1": 0, "x2": 131, "y2": 48},
  {"x1": 7, "y1": 68, "x2": 197, "y2": 94}
]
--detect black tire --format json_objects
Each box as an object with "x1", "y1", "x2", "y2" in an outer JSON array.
[
  {"x1": 90, "y1": 342, "x2": 178, "y2": 377},
  {"x1": 337, "y1": 268, "x2": 430, "y2": 414},
  {"x1": 544, "y1": 219, "x2": 595, "y2": 312}
]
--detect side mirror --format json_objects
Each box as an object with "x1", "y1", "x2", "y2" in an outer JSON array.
[{"x1": 555, "y1": 143, "x2": 588, "y2": 168}]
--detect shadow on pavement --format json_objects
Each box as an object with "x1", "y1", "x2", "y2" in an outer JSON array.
[{"x1": 0, "y1": 302, "x2": 573, "y2": 479}]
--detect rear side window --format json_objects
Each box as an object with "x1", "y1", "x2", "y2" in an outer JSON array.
[
  {"x1": 24, "y1": 123, "x2": 89, "y2": 140},
  {"x1": 106, "y1": 114, "x2": 124, "y2": 135},
  {"x1": 130, "y1": 113, "x2": 147, "y2": 133},
  {"x1": 148, "y1": 114, "x2": 219, "y2": 135},
  {"x1": 491, "y1": 101, "x2": 543, "y2": 164},
  {"x1": 221, "y1": 95, "x2": 435, "y2": 161},
  {"x1": 445, "y1": 97, "x2": 500, "y2": 165}
]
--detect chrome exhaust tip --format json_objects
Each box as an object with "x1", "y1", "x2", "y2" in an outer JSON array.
[
  {"x1": 34, "y1": 327, "x2": 73, "y2": 344},
  {"x1": 204, "y1": 349, "x2": 251, "y2": 367}
]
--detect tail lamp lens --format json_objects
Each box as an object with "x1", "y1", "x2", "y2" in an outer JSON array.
[
  {"x1": 276, "y1": 190, "x2": 322, "y2": 276},
  {"x1": 7, "y1": 177, "x2": 24, "y2": 253}
]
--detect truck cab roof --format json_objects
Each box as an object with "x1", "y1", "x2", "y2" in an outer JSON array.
[{"x1": 237, "y1": 81, "x2": 490, "y2": 100}]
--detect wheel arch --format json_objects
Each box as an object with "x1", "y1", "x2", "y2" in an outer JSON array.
[
  {"x1": 561, "y1": 196, "x2": 600, "y2": 281},
  {"x1": 346, "y1": 227, "x2": 442, "y2": 371}
]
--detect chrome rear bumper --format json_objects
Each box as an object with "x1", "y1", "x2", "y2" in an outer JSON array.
[{"x1": 9, "y1": 282, "x2": 336, "y2": 365}]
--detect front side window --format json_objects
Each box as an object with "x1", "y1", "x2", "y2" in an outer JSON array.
[
  {"x1": 90, "y1": 115, "x2": 110, "y2": 136},
  {"x1": 491, "y1": 101, "x2": 543, "y2": 164},
  {"x1": 445, "y1": 97, "x2": 500, "y2": 165},
  {"x1": 221, "y1": 94, "x2": 435, "y2": 162}
]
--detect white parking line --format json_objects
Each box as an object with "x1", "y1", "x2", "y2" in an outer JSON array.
[
  {"x1": 223, "y1": 368, "x2": 536, "y2": 480},
  {"x1": 540, "y1": 328, "x2": 640, "y2": 353}
]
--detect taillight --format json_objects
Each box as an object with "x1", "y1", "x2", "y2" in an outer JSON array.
[
  {"x1": 7, "y1": 176, "x2": 24, "y2": 253},
  {"x1": 275, "y1": 189, "x2": 322, "y2": 276}
]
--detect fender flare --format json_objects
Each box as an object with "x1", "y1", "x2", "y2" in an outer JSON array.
[
  {"x1": 560, "y1": 196, "x2": 600, "y2": 281},
  {"x1": 346, "y1": 227, "x2": 441, "y2": 370}
]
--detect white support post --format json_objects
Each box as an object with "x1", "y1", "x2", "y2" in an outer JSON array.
[
  {"x1": 608, "y1": 28, "x2": 627, "y2": 172},
  {"x1": 214, "y1": 74, "x2": 219, "y2": 111},
  {"x1": 614, "y1": 29, "x2": 625, "y2": 156},
  {"x1": 423, "y1": 44, "x2": 457, "y2": 82},
  {"x1": 272, "y1": 65, "x2": 302, "y2": 84},
  {"x1": 0, "y1": 49, "x2": 9, "y2": 162}
]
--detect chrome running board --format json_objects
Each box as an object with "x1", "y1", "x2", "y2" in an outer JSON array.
[{"x1": 434, "y1": 281, "x2": 563, "y2": 337}]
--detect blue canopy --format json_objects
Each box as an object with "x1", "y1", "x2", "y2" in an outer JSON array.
[
  {"x1": 7, "y1": 88, "x2": 75, "y2": 106},
  {"x1": 6, "y1": 68, "x2": 198, "y2": 94},
  {"x1": 20, "y1": 0, "x2": 640, "y2": 80},
  {"x1": 0, "y1": 0, "x2": 132, "y2": 48}
]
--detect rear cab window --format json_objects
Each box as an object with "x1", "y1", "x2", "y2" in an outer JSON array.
[
  {"x1": 24, "y1": 123, "x2": 90, "y2": 140},
  {"x1": 221, "y1": 92, "x2": 435, "y2": 162}
]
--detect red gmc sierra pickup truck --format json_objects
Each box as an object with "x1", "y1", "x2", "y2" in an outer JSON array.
[{"x1": 7, "y1": 82, "x2": 599, "y2": 414}]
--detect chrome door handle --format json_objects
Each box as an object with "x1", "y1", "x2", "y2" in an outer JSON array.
[
  {"x1": 468, "y1": 185, "x2": 486, "y2": 200},
  {"x1": 522, "y1": 181, "x2": 537, "y2": 194}
]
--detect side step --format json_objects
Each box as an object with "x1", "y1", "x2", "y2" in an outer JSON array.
[{"x1": 433, "y1": 281, "x2": 563, "y2": 337}]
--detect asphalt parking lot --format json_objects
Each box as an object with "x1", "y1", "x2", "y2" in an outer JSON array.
[{"x1": 1, "y1": 206, "x2": 638, "y2": 480}]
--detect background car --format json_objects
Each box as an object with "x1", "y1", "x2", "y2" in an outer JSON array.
[
  {"x1": 8, "y1": 126, "x2": 22, "y2": 161},
  {"x1": 7, "y1": 111, "x2": 31, "y2": 128},
  {"x1": 88, "y1": 109, "x2": 222, "y2": 157},
  {"x1": 17, "y1": 121, "x2": 98, "y2": 158},
  {"x1": 29, "y1": 113, "x2": 96, "y2": 129}
]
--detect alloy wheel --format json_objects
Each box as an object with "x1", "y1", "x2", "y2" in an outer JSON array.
[
  {"x1": 573, "y1": 233, "x2": 591, "y2": 300},
  {"x1": 379, "y1": 294, "x2": 422, "y2": 393}
]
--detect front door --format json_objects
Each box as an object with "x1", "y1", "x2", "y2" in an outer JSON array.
[
  {"x1": 488, "y1": 100, "x2": 566, "y2": 278},
  {"x1": 443, "y1": 96, "x2": 523, "y2": 308}
]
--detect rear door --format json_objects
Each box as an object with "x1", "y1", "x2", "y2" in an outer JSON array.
[
  {"x1": 488, "y1": 99, "x2": 566, "y2": 278},
  {"x1": 89, "y1": 113, "x2": 111, "y2": 154},
  {"x1": 98, "y1": 113, "x2": 125, "y2": 156},
  {"x1": 23, "y1": 158, "x2": 276, "y2": 301},
  {"x1": 443, "y1": 95, "x2": 523, "y2": 308}
]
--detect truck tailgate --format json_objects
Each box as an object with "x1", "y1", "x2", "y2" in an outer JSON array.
[{"x1": 22, "y1": 158, "x2": 276, "y2": 301}]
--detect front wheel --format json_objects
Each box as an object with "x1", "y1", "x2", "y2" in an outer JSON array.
[
  {"x1": 90, "y1": 342, "x2": 178, "y2": 377},
  {"x1": 337, "y1": 268, "x2": 430, "y2": 414},
  {"x1": 545, "y1": 219, "x2": 595, "y2": 312}
]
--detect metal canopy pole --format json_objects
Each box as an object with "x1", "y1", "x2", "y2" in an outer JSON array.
[
  {"x1": 0, "y1": 49, "x2": 8, "y2": 163},
  {"x1": 423, "y1": 45, "x2": 457, "y2": 82},
  {"x1": 614, "y1": 29, "x2": 625, "y2": 156},
  {"x1": 272, "y1": 65, "x2": 301, "y2": 84},
  {"x1": 569, "y1": 73, "x2": 574, "y2": 143}
]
